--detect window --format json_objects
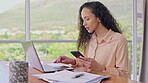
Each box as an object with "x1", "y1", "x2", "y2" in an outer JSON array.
[
  {"x1": 0, "y1": 0, "x2": 143, "y2": 80},
  {"x1": 0, "y1": 0, "x2": 25, "y2": 40},
  {"x1": 30, "y1": 0, "x2": 86, "y2": 40}
]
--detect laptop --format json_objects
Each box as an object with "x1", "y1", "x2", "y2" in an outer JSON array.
[{"x1": 21, "y1": 41, "x2": 71, "y2": 73}]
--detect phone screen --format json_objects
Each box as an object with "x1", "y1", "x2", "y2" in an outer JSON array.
[{"x1": 70, "y1": 51, "x2": 84, "y2": 58}]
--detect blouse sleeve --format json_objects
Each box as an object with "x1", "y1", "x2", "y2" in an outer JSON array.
[{"x1": 102, "y1": 37, "x2": 129, "y2": 78}]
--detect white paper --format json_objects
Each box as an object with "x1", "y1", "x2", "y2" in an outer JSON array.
[{"x1": 33, "y1": 70, "x2": 110, "y2": 83}]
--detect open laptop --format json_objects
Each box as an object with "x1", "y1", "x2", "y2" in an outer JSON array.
[{"x1": 21, "y1": 41, "x2": 70, "y2": 73}]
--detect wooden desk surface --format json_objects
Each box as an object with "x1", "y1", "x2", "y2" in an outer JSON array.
[{"x1": 0, "y1": 60, "x2": 142, "y2": 83}]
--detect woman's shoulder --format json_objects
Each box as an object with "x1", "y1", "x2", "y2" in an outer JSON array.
[{"x1": 112, "y1": 32, "x2": 127, "y2": 42}]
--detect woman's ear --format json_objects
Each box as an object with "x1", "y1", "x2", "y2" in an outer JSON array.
[{"x1": 97, "y1": 18, "x2": 101, "y2": 23}]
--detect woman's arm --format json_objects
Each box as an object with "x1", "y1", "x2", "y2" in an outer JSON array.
[{"x1": 103, "y1": 37, "x2": 129, "y2": 78}]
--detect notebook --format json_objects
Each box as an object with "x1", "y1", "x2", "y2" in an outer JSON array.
[{"x1": 21, "y1": 41, "x2": 71, "y2": 73}]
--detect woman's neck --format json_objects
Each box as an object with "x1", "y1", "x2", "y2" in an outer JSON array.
[{"x1": 94, "y1": 24, "x2": 109, "y2": 42}]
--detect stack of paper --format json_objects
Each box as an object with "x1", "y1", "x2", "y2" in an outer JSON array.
[{"x1": 33, "y1": 70, "x2": 110, "y2": 83}]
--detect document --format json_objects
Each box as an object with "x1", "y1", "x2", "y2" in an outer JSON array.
[{"x1": 33, "y1": 70, "x2": 110, "y2": 83}]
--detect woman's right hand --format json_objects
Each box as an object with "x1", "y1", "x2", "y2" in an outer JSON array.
[{"x1": 54, "y1": 56, "x2": 76, "y2": 65}]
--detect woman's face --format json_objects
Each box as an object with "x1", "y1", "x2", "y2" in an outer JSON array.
[{"x1": 81, "y1": 7, "x2": 100, "y2": 33}]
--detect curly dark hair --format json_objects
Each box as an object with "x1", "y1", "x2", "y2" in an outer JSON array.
[{"x1": 77, "y1": 1, "x2": 122, "y2": 51}]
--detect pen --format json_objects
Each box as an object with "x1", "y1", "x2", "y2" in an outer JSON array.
[{"x1": 72, "y1": 73, "x2": 84, "y2": 78}]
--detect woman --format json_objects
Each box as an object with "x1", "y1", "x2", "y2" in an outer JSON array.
[{"x1": 54, "y1": 1, "x2": 129, "y2": 78}]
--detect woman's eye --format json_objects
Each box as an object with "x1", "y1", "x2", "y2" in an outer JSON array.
[{"x1": 86, "y1": 18, "x2": 89, "y2": 20}]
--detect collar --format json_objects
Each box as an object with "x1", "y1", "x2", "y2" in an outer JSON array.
[{"x1": 92, "y1": 29, "x2": 115, "y2": 43}]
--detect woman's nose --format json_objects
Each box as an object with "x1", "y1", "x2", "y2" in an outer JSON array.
[{"x1": 83, "y1": 21, "x2": 86, "y2": 26}]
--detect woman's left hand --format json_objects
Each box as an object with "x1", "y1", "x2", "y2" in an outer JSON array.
[{"x1": 78, "y1": 57, "x2": 105, "y2": 72}]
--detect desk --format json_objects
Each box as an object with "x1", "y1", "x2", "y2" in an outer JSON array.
[{"x1": 0, "y1": 60, "x2": 142, "y2": 83}]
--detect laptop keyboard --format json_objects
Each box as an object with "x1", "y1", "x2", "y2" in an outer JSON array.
[
  {"x1": 42, "y1": 64, "x2": 56, "y2": 71},
  {"x1": 42, "y1": 63, "x2": 72, "y2": 72}
]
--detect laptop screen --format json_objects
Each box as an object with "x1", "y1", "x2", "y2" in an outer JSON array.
[{"x1": 21, "y1": 41, "x2": 44, "y2": 72}]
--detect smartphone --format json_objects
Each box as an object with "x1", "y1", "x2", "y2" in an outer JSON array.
[{"x1": 70, "y1": 51, "x2": 84, "y2": 58}]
